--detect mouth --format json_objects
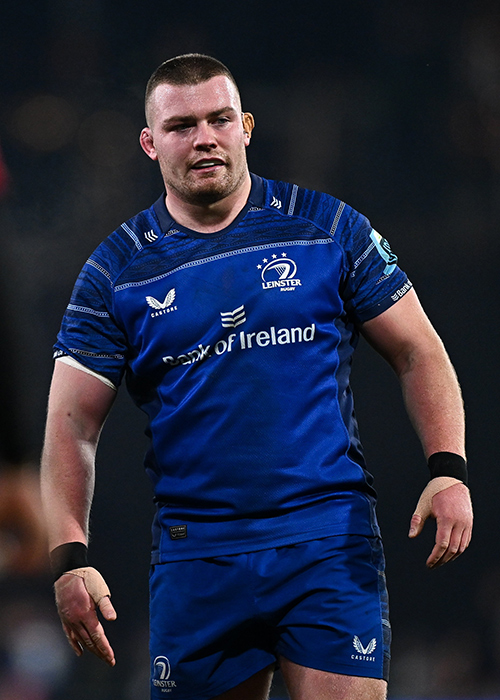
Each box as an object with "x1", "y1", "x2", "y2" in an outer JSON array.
[{"x1": 190, "y1": 159, "x2": 225, "y2": 171}]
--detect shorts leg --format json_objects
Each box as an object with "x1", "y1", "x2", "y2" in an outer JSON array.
[
  {"x1": 260, "y1": 535, "x2": 391, "y2": 680},
  {"x1": 149, "y1": 556, "x2": 276, "y2": 700}
]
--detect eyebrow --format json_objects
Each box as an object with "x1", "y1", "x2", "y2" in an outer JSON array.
[{"x1": 161, "y1": 106, "x2": 238, "y2": 127}]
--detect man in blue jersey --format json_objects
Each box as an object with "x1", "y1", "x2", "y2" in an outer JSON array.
[{"x1": 41, "y1": 54, "x2": 473, "y2": 700}]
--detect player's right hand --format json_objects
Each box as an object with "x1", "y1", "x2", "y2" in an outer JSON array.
[
  {"x1": 409, "y1": 477, "x2": 473, "y2": 568},
  {"x1": 54, "y1": 570, "x2": 117, "y2": 666}
]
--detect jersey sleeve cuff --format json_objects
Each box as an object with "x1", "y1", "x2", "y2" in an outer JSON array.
[
  {"x1": 356, "y1": 279, "x2": 413, "y2": 323},
  {"x1": 55, "y1": 355, "x2": 117, "y2": 391}
]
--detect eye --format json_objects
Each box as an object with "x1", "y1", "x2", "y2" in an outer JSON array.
[{"x1": 166, "y1": 122, "x2": 194, "y2": 133}]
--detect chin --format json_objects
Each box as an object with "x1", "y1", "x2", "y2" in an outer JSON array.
[{"x1": 187, "y1": 180, "x2": 235, "y2": 205}]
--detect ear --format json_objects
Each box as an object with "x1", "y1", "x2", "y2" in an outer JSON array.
[
  {"x1": 139, "y1": 127, "x2": 158, "y2": 161},
  {"x1": 242, "y1": 112, "x2": 255, "y2": 146}
]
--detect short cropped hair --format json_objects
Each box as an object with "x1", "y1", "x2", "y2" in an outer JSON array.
[{"x1": 145, "y1": 54, "x2": 240, "y2": 123}]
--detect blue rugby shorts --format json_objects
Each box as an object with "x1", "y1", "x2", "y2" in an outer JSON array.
[{"x1": 149, "y1": 534, "x2": 391, "y2": 699}]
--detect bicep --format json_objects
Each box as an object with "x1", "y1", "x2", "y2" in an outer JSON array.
[
  {"x1": 46, "y1": 360, "x2": 117, "y2": 442},
  {"x1": 360, "y1": 288, "x2": 445, "y2": 375}
]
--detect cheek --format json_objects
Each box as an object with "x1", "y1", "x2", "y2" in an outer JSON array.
[
  {"x1": 157, "y1": 147, "x2": 180, "y2": 171},
  {"x1": 233, "y1": 139, "x2": 249, "y2": 165}
]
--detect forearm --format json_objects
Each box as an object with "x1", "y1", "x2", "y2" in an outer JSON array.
[
  {"x1": 397, "y1": 340, "x2": 465, "y2": 460},
  {"x1": 40, "y1": 360, "x2": 116, "y2": 551},
  {"x1": 40, "y1": 412, "x2": 97, "y2": 549},
  {"x1": 361, "y1": 290, "x2": 465, "y2": 461}
]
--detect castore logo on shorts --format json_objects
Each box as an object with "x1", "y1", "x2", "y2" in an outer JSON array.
[{"x1": 351, "y1": 636, "x2": 377, "y2": 662}]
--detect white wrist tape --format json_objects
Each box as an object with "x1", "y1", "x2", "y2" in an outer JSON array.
[
  {"x1": 65, "y1": 567, "x2": 111, "y2": 605},
  {"x1": 414, "y1": 476, "x2": 463, "y2": 517}
]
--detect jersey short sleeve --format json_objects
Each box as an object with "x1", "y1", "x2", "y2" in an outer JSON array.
[
  {"x1": 336, "y1": 206, "x2": 412, "y2": 323},
  {"x1": 54, "y1": 250, "x2": 129, "y2": 388}
]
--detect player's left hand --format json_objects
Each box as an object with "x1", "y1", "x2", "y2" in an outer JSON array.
[
  {"x1": 54, "y1": 568, "x2": 117, "y2": 666},
  {"x1": 408, "y1": 478, "x2": 473, "y2": 568}
]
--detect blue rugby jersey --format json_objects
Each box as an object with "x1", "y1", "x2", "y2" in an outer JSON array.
[{"x1": 54, "y1": 174, "x2": 412, "y2": 562}]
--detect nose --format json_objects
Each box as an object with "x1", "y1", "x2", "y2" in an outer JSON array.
[{"x1": 193, "y1": 121, "x2": 217, "y2": 150}]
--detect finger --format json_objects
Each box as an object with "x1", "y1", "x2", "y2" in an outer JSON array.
[
  {"x1": 449, "y1": 526, "x2": 472, "y2": 562},
  {"x1": 447, "y1": 528, "x2": 468, "y2": 563},
  {"x1": 409, "y1": 485, "x2": 439, "y2": 538},
  {"x1": 434, "y1": 528, "x2": 462, "y2": 567},
  {"x1": 98, "y1": 595, "x2": 117, "y2": 621},
  {"x1": 62, "y1": 623, "x2": 84, "y2": 657},
  {"x1": 408, "y1": 513, "x2": 425, "y2": 538},
  {"x1": 428, "y1": 510, "x2": 473, "y2": 568},
  {"x1": 77, "y1": 621, "x2": 116, "y2": 666},
  {"x1": 88, "y1": 622, "x2": 116, "y2": 666},
  {"x1": 427, "y1": 522, "x2": 469, "y2": 568},
  {"x1": 426, "y1": 521, "x2": 453, "y2": 568}
]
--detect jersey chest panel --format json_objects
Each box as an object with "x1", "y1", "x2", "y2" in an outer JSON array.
[{"x1": 115, "y1": 234, "x2": 345, "y2": 384}]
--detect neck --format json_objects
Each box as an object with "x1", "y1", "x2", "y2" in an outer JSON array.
[{"x1": 165, "y1": 174, "x2": 252, "y2": 234}]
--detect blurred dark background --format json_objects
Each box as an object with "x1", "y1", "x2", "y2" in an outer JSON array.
[{"x1": 0, "y1": 0, "x2": 499, "y2": 697}]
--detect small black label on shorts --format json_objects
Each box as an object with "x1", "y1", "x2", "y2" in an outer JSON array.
[{"x1": 169, "y1": 525, "x2": 187, "y2": 540}]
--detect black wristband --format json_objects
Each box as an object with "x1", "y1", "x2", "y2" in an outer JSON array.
[
  {"x1": 427, "y1": 452, "x2": 468, "y2": 486},
  {"x1": 50, "y1": 542, "x2": 88, "y2": 583}
]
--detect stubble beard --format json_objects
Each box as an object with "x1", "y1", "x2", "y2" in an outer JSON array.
[{"x1": 161, "y1": 155, "x2": 248, "y2": 207}]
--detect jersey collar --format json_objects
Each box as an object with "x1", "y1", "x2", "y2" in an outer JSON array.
[{"x1": 152, "y1": 173, "x2": 265, "y2": 238}]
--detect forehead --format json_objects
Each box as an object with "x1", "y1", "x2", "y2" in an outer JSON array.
[{"x1": 148, "y1": 75, "x2": 241, "y2": 125}]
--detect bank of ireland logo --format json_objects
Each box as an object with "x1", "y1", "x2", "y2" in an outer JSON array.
[
  {"x1": 258, "y1": 252, "x2": 302, "y2": 292},
  {"x1": 146, "y1": 288, "x2": 178, "y2": 318},
  {"x1": 152, "y1": 655, "x2": 177, "y2": 691}
]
